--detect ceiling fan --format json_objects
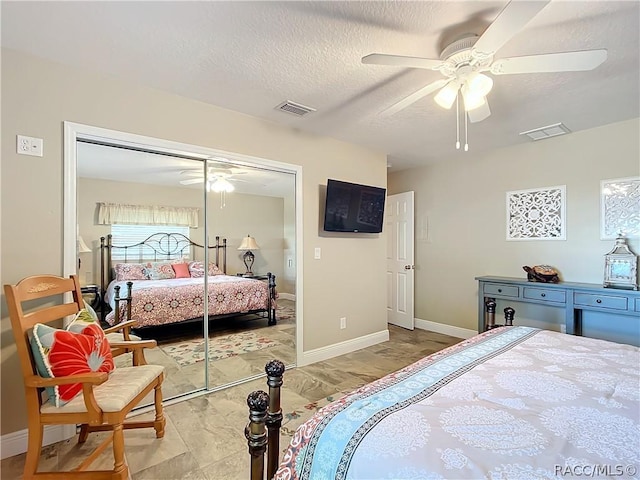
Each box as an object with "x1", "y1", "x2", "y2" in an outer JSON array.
[
  {"x1": 362, "y1": 0, "x2": 607, "y2": 124},
  {"x1": 179, "y1": 166, "x2": 249, "y2": 192}
]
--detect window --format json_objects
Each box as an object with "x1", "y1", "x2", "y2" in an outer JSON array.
[{"x1": 110, "y1": 224, "x2": 190, "y2": 261}]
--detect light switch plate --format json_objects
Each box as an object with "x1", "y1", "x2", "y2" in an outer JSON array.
[{"x1": 314, "y1": 247, "x2": 321, "y2": 259}]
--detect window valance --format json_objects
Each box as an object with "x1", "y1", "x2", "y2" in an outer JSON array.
[{"x1": 97, "y1": 203, "x2": 199, "y2": 227}]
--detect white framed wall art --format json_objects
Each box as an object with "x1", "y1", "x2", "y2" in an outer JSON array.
[
  {"x1": 506, "y1": 185, "x2": 566, "y2": 241},
  {"x1": 600, "y1": 176, "x2": 640, "y2": 240}
]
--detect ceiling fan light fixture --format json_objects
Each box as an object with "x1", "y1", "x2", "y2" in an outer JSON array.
[
  {"x1": 434, "y1": 83, "x2": 459, "y2": 109},
  {"x1": 461, "y1": 84, "x2": 486, "y2": 112},
  {"x1": 209, "y1": 178, "x2": 235, "y2": 193},
  {"x1": 466, "y1": 72, "x2": 493, "y2": 97}
]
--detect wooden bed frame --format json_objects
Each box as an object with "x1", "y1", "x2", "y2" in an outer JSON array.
[
  {"x1": 99, "y1": 232, "x2": 277, "y2": 326},
  {"x1": 244, "y1": 303, "x2": 515, "y2": 480}
]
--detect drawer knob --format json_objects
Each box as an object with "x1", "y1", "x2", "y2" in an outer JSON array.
[
  {"x1": 498, "y1": 289, "x2": 502, "y2": 293},
  {"x1": 596, "y1": 299, "x2": 602, "y2": 304},
  {"x1": 541, "y1": 293, "x2": 546, "y2": 297}
]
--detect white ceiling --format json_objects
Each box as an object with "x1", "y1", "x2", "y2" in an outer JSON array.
[{"x1": 2, "y1": 1, "x2": 639, "y2": 172}]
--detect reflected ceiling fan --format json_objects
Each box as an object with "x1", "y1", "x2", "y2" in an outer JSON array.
[
  {"x1": 363, "y1": 0, "x2": 607, "y2": 129},
  {"x1": 179, "y1": 165, "x2": 249, "y2": 192}
]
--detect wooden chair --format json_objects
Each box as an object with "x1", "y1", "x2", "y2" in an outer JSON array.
[{"x1": 4, "y1": 274, "x2": 166, "y2": 479}]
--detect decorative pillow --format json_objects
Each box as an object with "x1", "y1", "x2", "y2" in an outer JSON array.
[
  {"x1": 30, "y1": 322, "x2": 114, "y2": 407},
  {"x1": 114, "y1": 263, "x2": 148, "y2": 281},
  {"x1": 143, "y1": 262, "x2": 176, "y2": 280},
  {"x1": 188, "y1": 261, "x2": 223, "y2": 278},
  {"x1": 172, "y1": 263, "x2": 190, "y2": 279}
]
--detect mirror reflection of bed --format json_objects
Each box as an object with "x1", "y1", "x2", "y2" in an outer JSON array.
[{"x1": 76, "y1": 139, "x2": 297, "y2": 404}]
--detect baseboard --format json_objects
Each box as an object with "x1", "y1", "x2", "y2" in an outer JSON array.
[
  {"x1": 299, "y1": 329, "x2": 389, "y2": 366},
  {"x1": 1, "y1": 424, "x2": 76, "y2": 460},
  {"x1": 278, "y1": 292, "x2": 295, "y2": 301},
  {"x1": 415, "y1": 318, "x2": 477, "y2": 339}
]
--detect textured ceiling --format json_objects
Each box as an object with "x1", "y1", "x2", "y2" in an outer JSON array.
[{"x1": 2, "y1": 1, "x2": 639, "y2": 171}]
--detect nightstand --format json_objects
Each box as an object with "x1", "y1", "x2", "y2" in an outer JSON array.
[
  {"x1": 81, "y1": 284, "x2": 101, "y2": 309},
  {"x1": 236, "y1": 273, "x2": 270, "y2": 281}
]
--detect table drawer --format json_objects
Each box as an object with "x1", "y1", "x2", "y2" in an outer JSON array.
[
  {"x1": 635, "y1": 298, "x2": 640, "y2": 312},
  {"x1": 484, "y1": 283, "x2": 519, "y2": 298},
  {"x1": 574, "y1": 292, "x2": 628, "y2": 311},
  {"x1": 523, "y1": 287, "x2": 566, "y2": 304}
]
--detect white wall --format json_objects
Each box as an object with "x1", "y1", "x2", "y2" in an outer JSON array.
[
  {"x1": 388, "y1": 118, "x2": 640, "y2": 332},
  {"x1": 1, "y1": 48, "x2": 387, "y2": 436}
]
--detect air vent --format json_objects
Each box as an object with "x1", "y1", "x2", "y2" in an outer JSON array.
[
  {"x1": 520, "y1": 123, "x2": 571, "y2": 141},
  {"x1": 275, "y1": 101, "x2": 316, "y2": 117}
]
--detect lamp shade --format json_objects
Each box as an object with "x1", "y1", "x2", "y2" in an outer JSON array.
[
  {"x1": 238, "y1": 235, "x2": 260, "y2": 251},
  {"x1": 434, "y1": 82, "x2": 459, "y2": 109},
  {"x1": 466, "y1": 72, "x2": 493, "y2": 98},
  {"x1": 461, "y1": 83, "x2": 487, "y2": 112},
  {"x1": 210, "y1": 178, "x2": 235, "y2": 193},
  {"x1": 78, "y1": 236, "x2": 91, "y2": 253}
]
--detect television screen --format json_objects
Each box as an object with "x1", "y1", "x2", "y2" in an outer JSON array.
[{"x1": 323, "y1": 179, "x2": 386, "y2": 233}]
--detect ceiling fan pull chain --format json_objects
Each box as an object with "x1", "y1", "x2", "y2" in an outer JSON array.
[
  {"x1": 455, "y1": 94, "x2": 461, "y2": 150},
  {"x1": 464, "y1": 110, "x2": 469, "y2": 152}
]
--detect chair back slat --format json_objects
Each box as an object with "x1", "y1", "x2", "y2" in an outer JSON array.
[{"x1": 4, "y1": 275, "x2": 84, "y2": 380}]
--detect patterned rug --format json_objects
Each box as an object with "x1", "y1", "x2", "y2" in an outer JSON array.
[{"x1": 160, "y1": 330, "x2": 281, "y2": 367}]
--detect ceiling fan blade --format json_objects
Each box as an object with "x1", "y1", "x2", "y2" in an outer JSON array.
[
  {"x1": 362, "y1": 53, "x2": 443, "y2": 70},
  {"x1": 180, "y1": 178, "x2": 204, "y2": 185},
  {"x1": 380, "y1": 79, "x2": 449, "y2": 117},
  {"x1": 491, "y1": 49, "x2": 607, "y2": 75},
  {"x1": 473, "y1": 0, "x2": 551, "y2": 56},
  {"x1": 467, "y1": 100, "x2": 491, "y2": 123}
]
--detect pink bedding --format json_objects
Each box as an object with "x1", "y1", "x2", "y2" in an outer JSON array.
[{"x1": 104, "y1": 275, "x2": 273, "y2": 328}]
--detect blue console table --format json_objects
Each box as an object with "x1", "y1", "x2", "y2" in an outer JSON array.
[{"x1": 476, "y1": 276, "x2": 640, "y2": 339}]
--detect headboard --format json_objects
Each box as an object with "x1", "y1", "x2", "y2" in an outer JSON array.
[{"x1": 99, "y1": 232, "x2": 227, "y2": 317}]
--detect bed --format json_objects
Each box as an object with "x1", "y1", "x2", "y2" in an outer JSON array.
[
  {"x1": 245, "y1": 307, "x2": 640, "y2": 480},
  {"x1": 99, "y1": 233, "x2": 277, "y2": 329}
]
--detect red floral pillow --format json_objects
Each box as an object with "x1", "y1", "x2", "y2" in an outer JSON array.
[
  {"x1": 188, "y1": 261, "x2": 223, "y2": 277},
  {"x1": 114, "y1": 263, "x2": 148, "y2": 281},
  {"x1": 143, "y1": 262, "x2": 176, "y2": 280},
  {"x1": 30, "y1": 322, "x2": 115, "y2": 407}
]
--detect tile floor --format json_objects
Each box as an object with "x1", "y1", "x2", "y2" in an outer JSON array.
[{"x1": 0, "y1": 321, "x2": 460, "y2": 479}]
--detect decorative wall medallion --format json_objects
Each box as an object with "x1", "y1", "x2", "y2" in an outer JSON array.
[
  {"x1": 600, "y1": 177, "x2": 640, "y2": 240},
  {"x1": 506, "y1": 186, "x2": 566, "y2": 241},
  {"x1": 28, "y1": 282, "x2": 57, "y2": 293}
]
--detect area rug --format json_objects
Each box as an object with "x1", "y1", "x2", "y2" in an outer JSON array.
[{"x1": 160, "y1": 331, "x2": 281, "y2": 367}]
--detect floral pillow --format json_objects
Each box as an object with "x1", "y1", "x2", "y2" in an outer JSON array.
[
  {"x1": 30, "y1": 321, "x2": 114, "y2": 407},
  {"x1": 188, "y1": 261, "x2": 223, "y2": 278},
  {"x1": 143, "y1": 262, "x2": 176, "y2": 280},
  {"x1": 114, "y1": 263, "x2": 148, "y2": 281}
]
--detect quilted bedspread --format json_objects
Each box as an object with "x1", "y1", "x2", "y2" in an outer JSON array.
[
  {"x1": 276, "y1": 326, "x2": 640, "y2": 480},
  {"x1": 104, "y1": 275, "x2": 272, "y2": 328}
]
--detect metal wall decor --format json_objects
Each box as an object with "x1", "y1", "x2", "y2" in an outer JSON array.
[
  {"x1": 506, "y1": 185, "x2": 566, "y2": 241},
  {"x1": 600, "y1": 177, "x2": 640, "y2": 240}
]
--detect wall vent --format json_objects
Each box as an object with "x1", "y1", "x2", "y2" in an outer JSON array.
[
  {"x1": 520, "y1": 122, "x2": 571, "y2": 141},
  {"x1": 275, "y1": 101, "x2": 316, "y2": 117}
]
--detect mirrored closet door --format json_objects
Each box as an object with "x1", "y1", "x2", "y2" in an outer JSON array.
[{"x1": 72, "y1": 128, "x2": 297, "y2": 405}]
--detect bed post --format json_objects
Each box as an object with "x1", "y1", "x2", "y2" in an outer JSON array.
[
  {"x1": 114, "y1": 285, "x2": 121, "y2": 325},
  {"x1": 222, "y1": 237, "x2": 227, "y2": 274},
  {"x1": 245, "y1": 390, "x2": 269, "y2": 480},
  {"x1": 267, "y1": 273, "x2": 277, "y2": 326},
  {"x1": 100, "y1": 236, "x2": 106, "y2": 320},
  {"x1": 504, "y1": 307, "x2": 515, "y2": 326},
  {"x1": 265, "y1": 360, "x2": 285, "y2": 480},
  {"x1": 485, "y1": 299, "x2": 497, "y2": 331}
]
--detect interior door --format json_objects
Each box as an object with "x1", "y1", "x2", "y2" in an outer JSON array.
[{"x1": 386, "y1": 191, "x2": 415, "y2": 330}]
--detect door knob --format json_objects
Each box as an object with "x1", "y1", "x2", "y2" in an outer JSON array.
[{"x1": 404, "y1": 265, "x2": 411, "y2": 270}]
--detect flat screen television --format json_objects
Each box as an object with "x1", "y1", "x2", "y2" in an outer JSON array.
[{"x1": 323, "y1": 179, "x2": 386, "y2": 233}]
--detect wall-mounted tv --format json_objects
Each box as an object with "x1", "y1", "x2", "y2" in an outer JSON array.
[{"x1": 323, "y1": 179, "x2": 386, "y2": 233}]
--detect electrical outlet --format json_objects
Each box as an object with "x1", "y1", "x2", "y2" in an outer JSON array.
[
  {"x1": 560, "y1": 325, "x2": 567, "y2": 334},
  {"x1": 340, "y1": 317, "x2": 346, "y2": 329},
  {"x1": 16, "y1": 135, "x2": 44, "y2": 157}
]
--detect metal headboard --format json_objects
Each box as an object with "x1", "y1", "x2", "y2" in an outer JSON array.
[{"x1": 99, "y1": 233, "x2": 227, "y2": 316}]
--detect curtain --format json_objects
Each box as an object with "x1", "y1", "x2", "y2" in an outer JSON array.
[{"x1": 97, "y1": 202, "x2": 199, "y2": 227}]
